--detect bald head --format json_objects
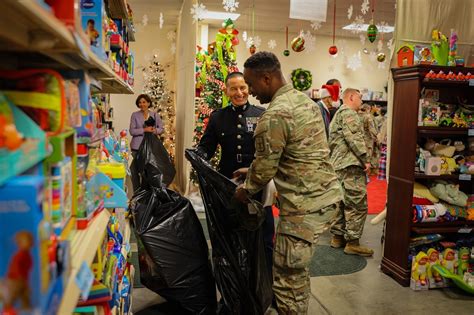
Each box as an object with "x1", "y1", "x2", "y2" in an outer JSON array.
[{"x1": 343, "y1": 88, "x2": 362, "y2": 111}]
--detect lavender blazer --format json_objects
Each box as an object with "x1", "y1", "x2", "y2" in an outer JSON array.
[{"x1": 129, "y1": 110, "x2": 164, "y2": 150}]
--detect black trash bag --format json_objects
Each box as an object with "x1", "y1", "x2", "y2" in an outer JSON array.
[
  {"x1": 133, "y1": 132, "x2": 175, "y2": 187},
  {"x1": 185, "y1": 149, "x2": 273, "y2": 315},
  {"x1": 130, "y1": 156, "x2": 216, "y2": 314}
]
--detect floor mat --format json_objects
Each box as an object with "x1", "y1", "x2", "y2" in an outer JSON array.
[
  {"x1": 309, "y1": 245, "x2": 367, "y2": 277},
  {"x1": 367, "y1": 175, "x2": 387, "y2": 215}
]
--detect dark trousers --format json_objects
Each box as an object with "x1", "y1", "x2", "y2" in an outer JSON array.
[{"x1": 263, "y1": 205, "x2": 275, "y2": 276}]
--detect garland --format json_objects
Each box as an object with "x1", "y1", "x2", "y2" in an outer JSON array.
[{"x1": 291, "y1": 68, "x2": 312, "y2": 91}]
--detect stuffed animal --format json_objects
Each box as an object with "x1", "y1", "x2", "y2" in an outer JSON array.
[
  {"x1": 430, "y1": 181, "x2": 468, "y2": 207},
  {"x1": 458, "y1": 247, "x2": 470, "y2": 276}
]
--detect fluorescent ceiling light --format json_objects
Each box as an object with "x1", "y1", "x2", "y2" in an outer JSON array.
[
  {"x1": 343, "y1": 23, "x2": 395, "y2": 33},
  {"x1": 289, "y1": 0, "x2": 327, "y2": 22},
  {"x1": 200, "y1": 11, "x2": 240, "y2": 21}
]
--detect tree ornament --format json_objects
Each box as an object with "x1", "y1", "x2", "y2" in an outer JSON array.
[
  {"x1": 283, "y1": 49, "x2": 290, "y2": 56},
  {"x1": 249, "y1": 44, "x2": 256, "y2": 55},
  {"x1": 291, "y1": 36, "x2": 305, "y2": 52},
  {"x1": 329, "y1": 45, "x2": 338, "y2": 55},
  {"x1": 283, "y1": 26, "x2": 290, "y2": 56},
  {"x1": 328, "y1": 0, "x2": 337, "y2": 56},
  {"x1": 377, "y1": 52, "x2": 386, "y2": 62},
  {"x1": 367, "y1": 23, "x2": 378, "y2": 43}
]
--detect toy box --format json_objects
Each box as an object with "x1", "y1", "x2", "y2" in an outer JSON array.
[
  {"x1": 414, "y1": 44, "x2": 433, "y2": 65},
  {"x1": 50, "y1": 157, "x2": 74, "y2": 235},
  {"x1": 397, "y1": 45, "x2": 414, "y2": 67},
  {"x1": 0, "y1": 176, "x2": 65, "y2": 314},
  {"x1": 80, "y1": 0, "x2": 107, "y2": 61},
  {"x1": 418, "y1": 98, "x2": 440, "y2": 126}
]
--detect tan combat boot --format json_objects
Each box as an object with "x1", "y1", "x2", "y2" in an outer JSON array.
[
  {"x1": 330, "y1": 234, "x2": 346, "y2": 248},
  {"x1": 344, "y1": 240, "x2": 374, "y2": 257}
]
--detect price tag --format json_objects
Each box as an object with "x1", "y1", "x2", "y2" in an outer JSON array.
[
  {"x1": 468, "y1": 129, "x2": 474, "y2": 136},
  {"x1": 459, "y1": 174, "x2": 472, "y2": 181},
  {"x1": 458, "y1": 228, "x2": 472, "y2": 234},
  {"x1": 469, "y1": 79, "x2": 474, "y2": 86},
  {"x1": 75, "y1": 261, "x2": 94, "y2": 300}
]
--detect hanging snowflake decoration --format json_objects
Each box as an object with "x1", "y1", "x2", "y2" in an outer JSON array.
[
  {"x1": 359, "y1": 34, "x2": 366, "y2": 45},
  {"x1": 378, "y1": 60, "x2": 386, "y2": 70},
  {"x1": 336, "y1": 39, "x2": 348, "y2": 56},
  {"x1": 347, "y1": 5, "x2": 353, "y2": 20},
  {"x1": 167, "y1": 30, "x2": 176, "y2": 41},
  {"x1": 242, "y1": 31, "x2": 248, "y2": 42},
  {"x1": 246, "y1": 37, "x2": 253, "y2": 48},
  {"x1": 268, "y1": 39, "x2": 277, "y2": 50},
  {"x1": 361, "y1": 0, "x2": 370, "y2": 15},
  {"x1": 253, "y1": 36, "x2": 262, "y2": 48},
  {"x1": 387, "y1": 38, "x2": 394, "y2": 53},
  {"x1": 190, "y1": 2, "x2": 207, "y2": 23},
  {"x1": 159, "y1": 12, "x2": 164, "y2": 29},
  {"x1": 351, "y1": 15, "x2": 365, "y2": 34},
  {"x1": 170, "y1": 42, "x2": 176, "y2": 55},
  {"x1": 369, "y1": 50, "x2": 377, "y2": 62},
  {"x1": 310, "y1": 20, "x2": 322, "y2": 31},
  {"x1": 222, "y1": 0, "x2": 239, "y2": 12},
  {"x1": 377, "y1": 21, "x2": 389, "y2": 33},
  {"x1": 301, "y1": 30, "x2": 316, "y2": 53},
  {"x1": 377, "y1": 39, "x2": 384, "y2": 52},
  {"x1": 142, "y1": 14, "x2": 149, "y2": 27},
  {"x1": 328, "y1": 65, "x2": 335, "y2": 72},
  {"x1": 347, "y1": 51, "x2": 362, "y2": 71}
]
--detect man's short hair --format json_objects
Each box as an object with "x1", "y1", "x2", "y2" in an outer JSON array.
[
  {"x1": 225, "y1": 71, "x2": 244, "y2": 84},
  {"x1": 326, "y1": 79, "x2": 340, "y2": 85},
  {"x1": 243, "y1": 51, "x2": 281, "y2": 74},
  {"x1": 342, "y1": 88, "x2": 360, "y2": 99}
]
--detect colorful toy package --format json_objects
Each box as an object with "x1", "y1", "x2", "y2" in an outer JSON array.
[
  {"x1": 80, "y1": 0, "x2": 107, "y2": 61},
  {"x1": 0, "y1": 176, "x2": 66, "y2": 314}
]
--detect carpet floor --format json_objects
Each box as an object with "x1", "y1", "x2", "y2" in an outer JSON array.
[{"x1": 367, "y1": 175, "x2": 387, "y2": 214}]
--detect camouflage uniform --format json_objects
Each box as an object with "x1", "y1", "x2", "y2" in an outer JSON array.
[
  {"x1": 359, "y1": 112, "x2": 379, "y2": 168},
  {"x1": 244, "y1": 84, "x2": 342, "y2": 314},
  {"x1": 329, "y1": 104, "x2": 369, "y2": 241}
]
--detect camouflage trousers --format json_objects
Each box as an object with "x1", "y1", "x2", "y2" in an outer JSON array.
[
  {"x1": 273, "y1": 203, "x2": 338, "y2": 315},
  {"x1": 330, "y1": 165, "x2": 368, "y2": 241}
]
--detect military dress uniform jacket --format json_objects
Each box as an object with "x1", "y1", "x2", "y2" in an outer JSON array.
[
  {"x1": 243, "y1": 84, "x2": 342, "y2": 215},
  {"x1": 329, "y1": 104, "x2": 368, "y2": 171},
  {"x1": 197, "y1": 103, "x2": 264, "y2": 178}
]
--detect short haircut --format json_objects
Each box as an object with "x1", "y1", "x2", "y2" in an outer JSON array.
[
  {"x1": 326, "y1": 79, "x2": 340, "y2": 85},
  {"x1": 342, "y1": 88, "x2": 360, "y2": 99},
  {"x1": 135, "y1": 94, "x2": 152, "y2": 107},
  {"x1": 87, "y1": 19, "x2": 95, "y2": 25},
  {"x1": 243, "y1": 51, "x2": 281, "y2": 74},
  {"x1": 225, "y1": 71, "x2": 244, "y2": 84}
]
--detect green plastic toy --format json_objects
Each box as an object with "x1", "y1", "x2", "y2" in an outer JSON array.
[{"x1": 431, "y1": 264, "x2": 474, "y2": 294}]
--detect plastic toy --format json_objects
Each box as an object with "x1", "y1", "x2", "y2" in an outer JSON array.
[
  {"x1": 458, "y1": 247, "x2": 470, "y2": 276},
  {"x1": 448, "y1": 29, "x2": 458, "y2": 66},
  {"x1": 441, "y1": 248, "x2": 458, "y2": 274},
  {"x1": 432, "y1": 264, "x2": 474, "y2": 294},
  {"x1": 0, "y1": 113, "x2": 23, "y2": 151},
  {"x1": 431, "y1": 30, "x2": 449, "y2": 65},
  {"x1": 427, "y1": 248, "x2": 444, "y2": 287},
  {"x1": 411, "y1": 251, "x2": 429, "y2": 289},
  {"x1": 397, "y1": 45, "x2": 414, "y2": 67}
]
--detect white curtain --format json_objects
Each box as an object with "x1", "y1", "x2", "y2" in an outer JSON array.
[{"x1": 174, "y1": 0, "x2": 197, "y2": 194}]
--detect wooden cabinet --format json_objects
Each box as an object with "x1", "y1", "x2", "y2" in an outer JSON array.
[{"x1": 381, "y1": 65, "x2": 474, "y2": 286}]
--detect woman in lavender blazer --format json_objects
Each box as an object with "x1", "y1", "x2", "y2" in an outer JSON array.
[{"x1": 129, "y1": 94, "x2": 164, "y2": 191}]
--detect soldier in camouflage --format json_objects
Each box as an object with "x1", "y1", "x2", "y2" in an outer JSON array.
[
  {"x1": 359, "y1": 103, "x2": 379, "y2": 173},
  {"x1": 233, "y1": 52, "x2": 342, "y2": 314},
  {"x1": 328, "y1": 88, "x2": 374, "y2": 257}
]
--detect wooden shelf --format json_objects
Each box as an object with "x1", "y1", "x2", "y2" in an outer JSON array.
[
  {"x1": 413, "y1": 172, "x2": 471, "y2": 181},
  {"x1": 422, "y1": 79, "x2": 472, "y2": 87},
  {"x1": 417, "y1": 126, "x2": 469, "y2": 136},
  {"x1": 108, "y1": 0, "x2": 128, "y2": 19},
  {"x1": 0, "y1": 0, "x2": 133, "y2": 94},
  {"x1": 58, "y1": 210, "x2": 111, "y2": 315},
  {"x1": 412, "y1": 221, "x2": 474, "y2": 234}
]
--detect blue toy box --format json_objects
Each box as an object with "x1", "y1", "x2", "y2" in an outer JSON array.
[
  {"x1": 0, "y1": 176, "x2": 65, "y2": 314},
  {"x1": 80, "y1": 0, "x2": 107, "y2": 61}
]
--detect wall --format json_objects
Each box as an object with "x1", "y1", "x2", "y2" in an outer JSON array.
[
  {"x1": 209, "y1": 27, "x2": 392, "y2": 103},
  {"x1": 111, "y1": 24, "x2": 177, "y2": 135}
]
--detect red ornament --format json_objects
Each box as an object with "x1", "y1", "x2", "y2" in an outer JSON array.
[
  {"x1": 329, "y1": 45, "x2": 338, "y2": 55},
  {"x1": 231, "y1": 36, "x2": 239, "y2": 46}
]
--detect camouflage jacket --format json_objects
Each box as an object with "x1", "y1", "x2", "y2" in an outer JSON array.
[
  {"x1": 244, "y1": 84, "x2": 342, "y2": 215},
  {"x1": 329, "y1": 104, "x2": 368, "y2": 171},
  {"x1": 358, "y1": 112, "x2": 378, "y2": 157}
]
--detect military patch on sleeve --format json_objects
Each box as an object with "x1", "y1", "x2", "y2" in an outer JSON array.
[{"x1": 255, "y1": 136, "x2": 266, "y2": 153}]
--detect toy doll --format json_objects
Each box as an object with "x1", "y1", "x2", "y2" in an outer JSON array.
[
  {"x1": 441, "y1": 248, "x2": 458, "y2": 274},
  {"x1": 427, "y1": 248, "x2": 443, "y2": 283},
  {"x1": 0, "y1": 231, "x2": 34, "y2": 312},
  {"x1": 458, "y1": 247, "x2": 470, "y2": 276},
  {"x1": 411, "y1": 251, "x2": 429, "y2": 286}
]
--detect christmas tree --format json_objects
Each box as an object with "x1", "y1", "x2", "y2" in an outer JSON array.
[
  {"x1": 191, "y1": 19, "x2": 240, "y2": 182},
  {"x1": 142, "y1": 55, "x2": 176, "y2": 160}
]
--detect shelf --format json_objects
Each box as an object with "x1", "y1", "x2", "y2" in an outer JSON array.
[
  {"x1": 417, "y1": 126, "x2": 470, "y2": 136},
  {"x1": 422, "y1": 79, "x2": 472, "y2": 87},
  {"x1": 412, "y1": 221, "x2": 474, "y2": 234},
  {"x1": 0, "y1": 0, "x2": 133, "y2": 94},
  {"x1": 108, "y1": 0, "x2": 128, "y2": 19},
  {"x1": 414, "y1": 172, "x2": 471, "y2": 181},
  {"x1": 58, "y1": 210, "x2": 111, "y2": 315}
]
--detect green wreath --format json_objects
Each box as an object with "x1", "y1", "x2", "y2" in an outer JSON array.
[{"x1": 291, "y1": 68, "x2": 312, "y2": 91}]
